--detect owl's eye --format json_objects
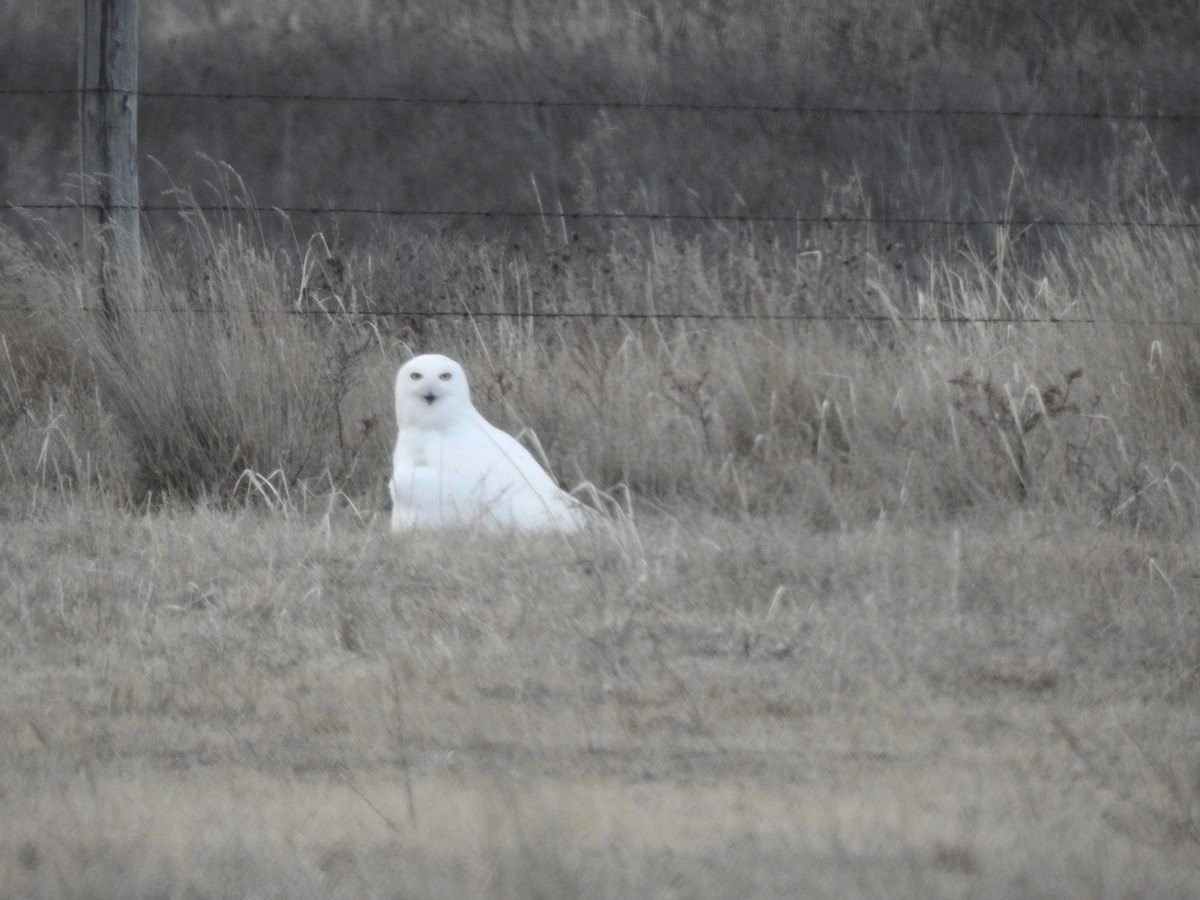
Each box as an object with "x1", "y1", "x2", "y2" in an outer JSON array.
[
  {"x1": 439, "y1": 372, "x2": 452, "y2": 381},
  {"x1": 410, "y1": 372, "x2": 423, "y2": 381}
]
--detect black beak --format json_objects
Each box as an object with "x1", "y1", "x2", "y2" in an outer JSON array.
[{"x1": 422, "y1": 391, "x2": 437, "y2": 405}]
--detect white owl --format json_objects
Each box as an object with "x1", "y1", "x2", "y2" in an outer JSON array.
[{"x1": 389, "y1": 354, "x2": 590, "y2": 532}]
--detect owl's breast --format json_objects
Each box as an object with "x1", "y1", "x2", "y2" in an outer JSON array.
[{"x1": 394, "y1": 428, "x2": 444, "y2": 471}]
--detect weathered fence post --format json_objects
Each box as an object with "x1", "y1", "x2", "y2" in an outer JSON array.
[{"x1": 80, "y1": 0, "x2": 140, "y2": 318}]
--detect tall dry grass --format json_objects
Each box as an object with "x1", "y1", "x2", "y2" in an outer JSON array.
[
  {"x1": 3, "y1": 202, "x2": 1200, "y2": 530},
  {"x1": 2, "y1": 186, "x2": 378, "y2": 501},
  {"x1": 339, "y1": 215, "x2": 1200, "y2": 529}
]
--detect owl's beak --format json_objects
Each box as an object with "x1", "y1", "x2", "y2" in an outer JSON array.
[{"x1": 422, "y1": 391, "x2": 437, "y2": 405}]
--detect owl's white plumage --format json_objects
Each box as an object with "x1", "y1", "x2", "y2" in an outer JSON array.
[{"x1": 389, "y1": 354, "x2": 589, "y2": 532}]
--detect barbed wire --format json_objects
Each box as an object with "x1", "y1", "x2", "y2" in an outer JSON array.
[
  {"x1": 6, "y1": 201, "x2": 1199, "y2": 230},
  {"x1": 7, "y1": 89, "x2": 1198, "y2": 232},
  {"x1": 0, "y1": 303, "x2": 1194, "y2": 328},
  {"x1": 8, "y1": 85, "x2": 1197, "y2": 229},
  {"x1": 4, "y1": 85, "x2": 1199, "y2": 121}
]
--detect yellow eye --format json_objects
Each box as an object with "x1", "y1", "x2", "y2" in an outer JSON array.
[
  {"x1": 439, "y1": 372, "x2": 452, "y2": 381},
  {"x1": 410, "y1": 372, "x2": 422, "y2": 380}
]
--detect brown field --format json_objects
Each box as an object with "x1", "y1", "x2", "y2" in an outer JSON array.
[{"x1": 1, "y1": 502, "x2": 1197, "y2": 899}]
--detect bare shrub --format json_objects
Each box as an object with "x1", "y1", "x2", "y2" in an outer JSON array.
[{"x1": 949, "y1": 367, "x2": 1085, "y2": 501}]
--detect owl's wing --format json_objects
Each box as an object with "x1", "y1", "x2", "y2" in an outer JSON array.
[
  {"x1": 391, "y1": 414, "x2": 589, "y2": 532},
  {"x1": 473, "y1": 418, "x2": 568, "y2": 490},
  {"x1": 448, "y1": 415, "x2": 586, "y2": 530}
]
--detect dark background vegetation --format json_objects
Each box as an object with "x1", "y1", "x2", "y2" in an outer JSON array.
[{"x1": 3, "y1": 0, "x2": 1199, "y2": 252}]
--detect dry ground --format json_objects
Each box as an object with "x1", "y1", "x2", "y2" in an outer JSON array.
[{"x1": 1, "y1": 498, "x2": 1197, "y2": 899}]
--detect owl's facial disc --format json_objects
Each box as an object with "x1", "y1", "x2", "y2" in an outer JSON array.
[{"x1": 397, "y1": 355, "x2": 470, "y2": 425}]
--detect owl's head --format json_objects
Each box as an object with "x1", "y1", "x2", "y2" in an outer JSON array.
[{"x1": 395, "y1": 353, "x2": 474, "y2": 429}]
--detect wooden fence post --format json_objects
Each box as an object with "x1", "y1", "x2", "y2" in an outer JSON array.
[{"x1": 81, "y1": 0, "x2": 140, "y2": 317}]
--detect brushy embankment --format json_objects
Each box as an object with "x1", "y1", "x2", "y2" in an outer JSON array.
[{"x1": 2, "y1": 207, "x2": 1200, "y2": 530}]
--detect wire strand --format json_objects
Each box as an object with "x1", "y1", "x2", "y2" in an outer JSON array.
[
  {"x1": 7, "y1": 201, "x2": 1199, "y2": 230},
  {"x1": 4, "y1": 85, "x2": 1199, "y2": 121},
  {"x1": 1, "y1": 304, "x2": 1194, "y2": 328}
]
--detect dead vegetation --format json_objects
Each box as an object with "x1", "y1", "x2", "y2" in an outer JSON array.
[
  {"x1": 0, "y1": 501, "x2": 1197, "y2": 898},
  {"x1": 1, "y1": 204, "x2": 1200, "y2": 896},
  {"x1": 2, "y1": 3, "x2": 1200, "y2": 896}
]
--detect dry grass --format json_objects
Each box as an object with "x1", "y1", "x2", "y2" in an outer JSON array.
[
  {"x1": 6, "y1": 195, "x2": 1200, "y2": 523},
  {"x1": 0, "y1": 496, "x2": 1197, "y2": 898},
  {"x1": 3, "y1": 156, "x2": 1200, "y2": 897},
  {"x1": 2, "y1": 3, "x2": 1200, "y2": 894}
]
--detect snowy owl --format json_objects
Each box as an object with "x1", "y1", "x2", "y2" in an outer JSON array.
[{"x1": 389, "y1": 354, "x2": 590, "y2": 532}]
